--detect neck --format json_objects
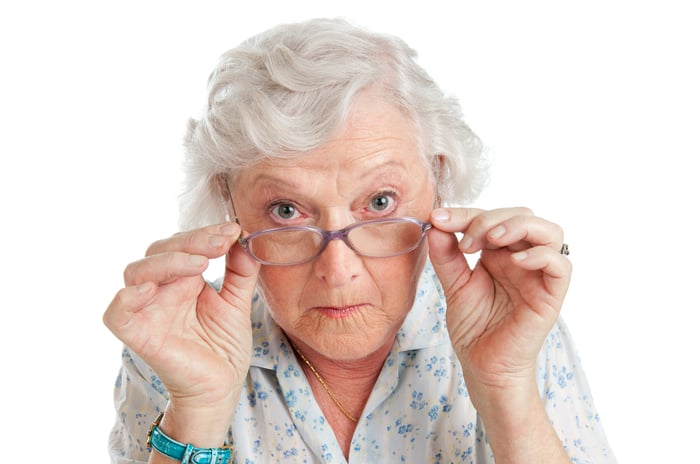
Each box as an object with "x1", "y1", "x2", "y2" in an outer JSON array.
[
  {"x1": 287, "y1": 335, "x2": 391, "y2": 412},
  {"x1": 287, "y1": 336, "x2": 392, "y2": 459},
  {"x1": 289, "y1": 337, "x2": 391, "y2": 385}
]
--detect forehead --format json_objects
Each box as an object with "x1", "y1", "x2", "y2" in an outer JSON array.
[{"x1": 236, "y1": 95, "x2": 429, "y2": 189}]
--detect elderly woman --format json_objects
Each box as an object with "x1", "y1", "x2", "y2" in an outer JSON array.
[{"x1": 104, "y1": 18, "x2": 615, "y2": 464}]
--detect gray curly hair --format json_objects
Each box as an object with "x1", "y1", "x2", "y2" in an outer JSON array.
[{"x1": 178, "y1": 18, "x2": 488, "y2": 231}]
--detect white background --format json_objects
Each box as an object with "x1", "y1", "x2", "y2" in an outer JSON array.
[{"x1": 1, "y1": 1, "x2": 698, "y2": 462}]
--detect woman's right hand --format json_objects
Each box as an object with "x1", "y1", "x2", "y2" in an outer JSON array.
[{"x1": 103, "y1": 223, "x2": 260, "y2": 445}]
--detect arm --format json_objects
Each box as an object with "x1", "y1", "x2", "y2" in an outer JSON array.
[
  {"x1": 428, "y1": 207, "x2": 572, "y2": 463},
  {"x1": 464, "y1": 367, "x2": 570, "y2": 463},
  {"x1": 104, "y1": 223, "x2": 260, "y2": 462}
]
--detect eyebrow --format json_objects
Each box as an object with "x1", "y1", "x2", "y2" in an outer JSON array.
[{"x1": 248, "y1": 158, "x2": 413, "y2": 190}]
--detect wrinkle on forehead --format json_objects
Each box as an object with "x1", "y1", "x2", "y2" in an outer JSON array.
[
  {"x1": 232, "y1": 93, "x2": 431, "y2": 207},
  {"x1": 247, "y1": 153, "x2": 414, "y2": 192}
]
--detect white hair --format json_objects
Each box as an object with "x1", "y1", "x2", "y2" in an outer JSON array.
[{"x1": 179, "y1": 18, "x2": 488, "y2": 231}]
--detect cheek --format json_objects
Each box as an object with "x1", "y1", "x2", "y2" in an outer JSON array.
[
  {"x1": 370, "y1": 246, "x2": 428, "y2": 308},
  {"x1": 256, "y1": 267, "x2": 306, "y2": 315}
]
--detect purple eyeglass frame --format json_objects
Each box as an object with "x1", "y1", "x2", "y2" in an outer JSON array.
[
  {"x1": 220, "y1": 175, "x2": 431, "y2": 266},
  {"x1": 238, "y1": 217, "x2": 432, "y2": 266}
]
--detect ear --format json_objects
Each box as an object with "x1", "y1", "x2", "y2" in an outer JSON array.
[{"x1": 215, "y1": 173, "x2": 238, "y2": 223}]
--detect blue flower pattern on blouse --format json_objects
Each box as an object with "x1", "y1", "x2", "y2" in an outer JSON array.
[{"x1": 108, "y1": 262, "x2": 616, "y2": 463}]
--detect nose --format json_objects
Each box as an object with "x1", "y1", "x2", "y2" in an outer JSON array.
[{"x1": 312, "y1": 231, "x2": 363, "y2": 287}]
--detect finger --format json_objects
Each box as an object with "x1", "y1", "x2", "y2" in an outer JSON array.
[
  {"x1": 123, "y1": 252, "x2": 209, "y2": 286},
  {"x1": 218, "y1": 242, "x2": 261, "y2": 309},
  {"x1": 431, "y1": 207, "x2": 534, "y2": 253},
  {"x1": 427, "y1": 226, "x2": 473, "y2": 297},
  {"x1": 485, "y1": 215, "x2": 564, "y2": 252},
  {"x1": 146, "y1": 223, "x2": 242, "y2": 258},
  {"x1": 511, "y1": 246, "x2": 572, "y2": 301},
  {"x1": 103, "y1": 282, "x2": 157, "y2": 336},
  {"x1": 430, "y1": 207, "x2": 486, "y2": 233}
]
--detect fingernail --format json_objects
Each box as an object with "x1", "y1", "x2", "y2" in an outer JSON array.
[
  {"x1": 431, "y1": 208, "x2": 450, "y2": 222},
  {"x1": 136, "y1": 282, "x2": 154, "y2": 293},
  {"x1": 489, "y1": 225, "x2": 506, "y2": 239},
  {"x1": 459, "y1": 235, "x2": 473, "y2": 250},
  {"x1": 512, "y1": 251, "x2": 528, "y2": 261}
]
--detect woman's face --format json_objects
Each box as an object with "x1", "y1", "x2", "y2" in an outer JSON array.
[{"x1": 232, "y1": 94, "x2": 435, "y2": 360}]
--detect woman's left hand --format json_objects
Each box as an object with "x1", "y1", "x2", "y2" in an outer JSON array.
[{"x1": 427, "y1": 207, "x2": 571, "y2": 395}]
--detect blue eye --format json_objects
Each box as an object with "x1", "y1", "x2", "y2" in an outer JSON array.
[
  {"x1": 369, "y1": 194, "x2": 394, "y2": 212},
  {"x1": 272, "y1": 203, "x2": 297, "y2": 220}
]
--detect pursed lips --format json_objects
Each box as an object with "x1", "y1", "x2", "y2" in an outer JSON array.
[{"x1": 311, "y1": 304, "x2": 368, "y2": 318}]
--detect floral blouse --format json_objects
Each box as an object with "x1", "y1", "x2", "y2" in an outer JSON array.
[{"x1": 108, "y1": 262, "x2": 616, "y2": 463}]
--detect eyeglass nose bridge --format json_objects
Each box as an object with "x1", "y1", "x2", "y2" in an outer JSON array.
[
  {"x1": 315, "y1": 225, "x2": 361, "y2": 256},
  {"x1": 315, "y1": 219, "x2": 431, "y2": 258}
]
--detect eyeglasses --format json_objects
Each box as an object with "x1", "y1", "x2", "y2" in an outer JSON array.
[
  {"x1": 220, "y1": 175, "x2": 431, "y2": 266},
  {"x1": 237, "y1": 217, "x2": 432, "y2": 266}
]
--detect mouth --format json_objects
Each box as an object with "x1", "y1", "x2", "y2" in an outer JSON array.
[{"x1": 312, "y1": 304, "x2": 366, "y2": 319}]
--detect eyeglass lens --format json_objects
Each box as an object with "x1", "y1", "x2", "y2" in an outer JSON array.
[{"x1": 245, "y1": 219, "x2": 426, "y2": 265}]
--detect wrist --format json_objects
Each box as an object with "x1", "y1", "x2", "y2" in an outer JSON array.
[
  {"x1": 465, "y1": 368, "x2": 537, "y2": 406},
  {"x1": 148, "y1": 413, "x2": 233, "y2": 464},
  {"x1": 465, "y1": 379, "x2": 569, "y2": 463},
  {"x1": 469, "y1": 380, "x2": 541, "y2": 429},
  {"x1": 159, "y1": 400, "x2": 236, "y2": 448}
]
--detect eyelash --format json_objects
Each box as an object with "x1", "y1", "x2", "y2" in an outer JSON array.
[{"x1": 265, "y1": 190, "x2": 400, "y2": 223}]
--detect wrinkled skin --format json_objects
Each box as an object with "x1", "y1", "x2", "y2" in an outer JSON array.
[{"x1": 104, "y1": 93, "x2": 571, "y2": 462}]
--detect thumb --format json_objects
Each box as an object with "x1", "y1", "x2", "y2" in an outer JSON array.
[
  {"x1": 219, "y1": 238, "x2": 261, "y2": 308},
  {"x1": 427, "y1": 226, "x2": 472, "y2": 298}
]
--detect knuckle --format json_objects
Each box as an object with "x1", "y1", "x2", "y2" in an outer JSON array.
[
  {"x1": 516, "y1": 206, "x2": 534, "y2": 217},
  {"x1": 145, "y1": 239, "x2": 164, "y2": 257},
  {"x1": 165, "y1": 253, "x2": 180, "y2": 274},
  {"x1": 184, "y1": 230, "x2": 201, "y2": 251},
  {"x1": 163, "y1": 252, "x2": 185, "y2": 281},
  {"x1": 553, "y1": 223, "x2": 565, "y2": 240},
  {"x1": 102, "y1": 309, "x2": 114, "y2": 330},
  {"x1": 460, "y1": 208, "x2": 475, "y2": 222},
  {"x1": 471, "y1": 213, "x2": 491, "y2": 230},
  {"x1": 103, "y1": 289, "x2": 127, "y2": 328},
  {"x1": 111, "y1": 288, "x2": 130, "y2": 310},
  {"x1": 565, "y1": 256, "x2": 573, "y2": 272},
  {"x1": 123, "y1": 262, "x2": 140, "y2": 285},
  {"x1": 560, "y1": 260, "x2": 574, "y2": 279}
]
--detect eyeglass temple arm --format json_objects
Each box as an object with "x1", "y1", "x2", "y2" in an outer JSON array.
[{"x1": 219, "y1": 174, "x2": 241, "y2": 225}]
